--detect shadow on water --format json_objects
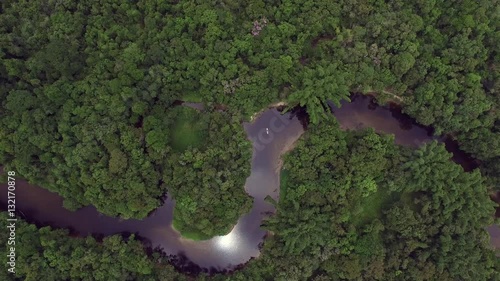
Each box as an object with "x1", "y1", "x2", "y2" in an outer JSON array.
[
  {"x1": 288, "y1": 106, "x2": 310, "y2": 130},
  {"x1": 0, "y1": 94, "x2": 497, "y2": 274},
  {"x1": 329, "y1": 94, "x2": 480, "y2": 173},
  {"x1": 329, "y1": 94, "x2": 434, "y2": 147},
  {"x1": 0, "y1": 108, "x2": 305, "y2": 274},
  {"x1": 329, "y1": 93, "x2": 497, "y2": 248}
]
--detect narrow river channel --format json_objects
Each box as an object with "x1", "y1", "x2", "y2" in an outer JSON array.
[
  {"x1": 0, "y1": 108, "x2": 305, "y2": 273},
  {"x1": 1, "y1": 95, "x2": 498, "y2": 272}
]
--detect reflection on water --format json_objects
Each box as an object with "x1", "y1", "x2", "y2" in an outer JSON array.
[
  {"x1": 1, "y1": 96, "x2": 497, "y2": 272},
  {"x1": 488, "y1": 225, "x2": 500, "y2": 249},
  {"x1": 329, "y1": 94, "x2": 435, "y2": 147},
  {"x1": 330, "y1": 95, "x2": 479, "y2": 171},
  {"x1": 0, "y1": 108, "x2": 305, "y2": 273},
  {"x1": 331, "y1": 94, "x2": 497, "y2": 248},
  {"x1": 214, "y1": 232, "x2": 240, "y2": 251}
]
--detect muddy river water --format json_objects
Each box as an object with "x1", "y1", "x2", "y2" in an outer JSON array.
[{"x1": 1, "y1": 94, "x2": 498, "y2": 272}]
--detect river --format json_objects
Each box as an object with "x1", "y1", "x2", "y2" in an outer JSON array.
[
  {"x1": 0, "y1": 108, "x2": 305, "y2": 274},
  {"x1": 1, "y1": 95, "x2": 498, "y2": 272}
]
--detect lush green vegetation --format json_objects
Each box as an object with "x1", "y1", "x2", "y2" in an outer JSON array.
[
  {"x1": 228, "y1": 121, "x2": 499, "y2": 281},
  {"x1": 166, "y1": 109, "x2": 253, "y2": 239},
  {"x1": 351, "y1": 187, "x2": 404, "y2": 227},
  {"x1": 0, "y1": 214, "x2": 159, "y2": 281},
  {"x1": 0, "y1": 0, "x2": 499, "y2": 280},
  {"x1": 1, "y1": 0, "x2": 498, "y2": 213},
  {"x1": 3, "y1": 119, "x2": 499, "y2": 280},
  {"x1": 0, "y1": 0, "x2": 258, "y2": 235},
  {"x1": 169, "y1": 107, "x2": 207, "y2": 152}
]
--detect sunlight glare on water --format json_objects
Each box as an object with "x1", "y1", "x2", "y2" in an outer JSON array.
[{"x1": 214, "y1": 231, "x2": 239, "y2": 251}]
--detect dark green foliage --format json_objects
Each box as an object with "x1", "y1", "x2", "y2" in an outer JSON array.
[
  {"x1": 0, "y1": 214, "x2": 156, "y2": 281},
  {"x1": 1, "y1": 0, "x2": 498, "y2": 216},
  {"x1": 243, "y1": 122, "x2": 498, "y2": 281},
  {"x1": 0, "y1": 0, "x2": 498, "y2": 279},
  {"x1": 382, "y1": 142, "x2": 498, "y2": 280},
  {"x1": 167, "y1": 110, "x2": 253, "y2": 239}
]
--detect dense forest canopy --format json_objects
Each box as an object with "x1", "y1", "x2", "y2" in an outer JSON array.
[
  {"x1": 228, "y1": 120, "x2": 499, "y2": 281},
  {"x1": 1, "y1": 0, "x2": 499, "y2": 216},
  {"x1": 166, "y1": 106, "x2": 253, "y2": 239},
  {"x1": 0, "y1": 0, "x2": 499, "y2": 280},
  {"x1": 3, "y1": 122, "x2": 498, "y2": 280},
  {"x1": 0, "y1": 213, "x2": 161, "y2": 281}
]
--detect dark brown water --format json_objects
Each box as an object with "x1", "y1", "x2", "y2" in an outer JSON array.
[
  {"x1": 330, "y1": 95, "x2": 434, "y2": 148},
  {"x1": 330, "y1": 95, "x2": 479, "y2": 171},
  {"x1": 1, "y1": 95, "x2": 497, "y2": 272},
  {"x1": 0, "y1": 109, "x2": 304, "y2": 273},
  {"x1": 490, "y1": 192, "x2": 500, "y2": 249},
  {"x1": 330, "y1": 94, "x2": 498, "y2": 249}
]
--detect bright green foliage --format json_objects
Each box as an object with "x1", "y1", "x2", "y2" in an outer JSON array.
[
  {"x1": 0, "y1": 0, "x2": 498, "y2": 279},
  {"x1": 248, "y1": 122, "x2": 498, "y2": 281},
  {"x1": 169, "y1": 107, "x2": 208, "y2": 152},
  {"x1": 166, "y1": 111, "x2": 253, "y2": 239},
  {"x1": 288, "y1": 63, "x2": 351, "y2": 124},
  {"x1": 264, "y1": 119, "x2": 395, "y2": 257},
  {"x1": 1, "y1": 0, "x2": 498, "y2": 219}
]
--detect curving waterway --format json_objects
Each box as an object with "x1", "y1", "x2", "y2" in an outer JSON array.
[
  {"x1": 0, "y1": 108, "x2": 305, "y2": 273},
  {"x1": 1, "y1": 95, "x2": 498, "y2": 273}
]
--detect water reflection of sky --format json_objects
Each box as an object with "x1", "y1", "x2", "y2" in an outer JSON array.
[
  {"x1": 156, "y1": 110, "x2": 304, "y2": 269},
  {"x1": 2, "y1": 102, "x2": 495, "y2": 272},
  {"x1": 214, "y1": 231, "x2": 240, "y2": 251}
]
